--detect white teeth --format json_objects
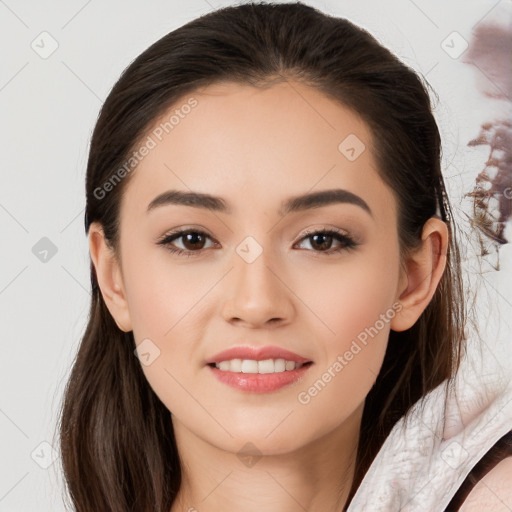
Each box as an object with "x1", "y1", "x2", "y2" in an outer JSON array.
[
  {"x1": 257, "y1": 359, "x2": 275, "y2": 374},
  {"x1": 214, "y1": 358, "x2": 306, "y2": 373},
  {"x1": 274, "y1": 358, "x2": 286, "y2": 372},
  {"x1": 285, "y1": 360, "x2": 295, "y2": 370},
  {"x1": 218, "y1": 360, "x2": 231, "y2": 371},
  {"x1": 241, "y1": 359, "x2": 259, "y2": 373}
]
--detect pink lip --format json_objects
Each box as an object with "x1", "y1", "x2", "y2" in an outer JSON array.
[
  {"x1": 208, "y1": 363, "x2": 313, "y2": 393},
  {"x1": 205, "y1": 345, "x2": 312, "y2": 365}
]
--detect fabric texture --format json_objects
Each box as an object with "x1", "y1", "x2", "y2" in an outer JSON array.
[{"x1": 346, "y1": 342, "x2": 512, "y2": 511}]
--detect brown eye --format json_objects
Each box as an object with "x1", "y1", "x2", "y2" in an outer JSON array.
[
  {"x1": 309, "y1": 232, "x2": 334, "y2": 251},
  {"x1": 157, "y1": 229, "x2": 215, "y2": 256},
  {"x1": 180, "y1": 232, "x2": 207, "y2": 250},
  {"x1": 295, "y1": 229, "x2": 358, "y2": 255}
]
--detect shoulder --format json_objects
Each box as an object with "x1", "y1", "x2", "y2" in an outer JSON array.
[{"x1": 458, "y1": 455, "x2": 512, "y2": 511}]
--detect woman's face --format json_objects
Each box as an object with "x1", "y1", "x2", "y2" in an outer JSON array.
[{"x1": 113, "y1": 81, "x2": 406, "y2": 454}]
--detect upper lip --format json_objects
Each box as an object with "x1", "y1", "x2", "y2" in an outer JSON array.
[{"x1": 205, "y1": 345, "x2": 312, "y2": 365}]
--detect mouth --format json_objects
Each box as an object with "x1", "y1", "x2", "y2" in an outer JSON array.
[{"x1": 204, "y1": 345, "x2": 314, "y2": 392}]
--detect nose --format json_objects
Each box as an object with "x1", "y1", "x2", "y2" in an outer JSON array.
[{"x1": 221, "y1": 243, "x2": 294, "y2": 329}]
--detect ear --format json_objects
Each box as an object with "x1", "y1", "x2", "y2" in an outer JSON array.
[
  {"x1": 391, "y1": 217, "x2": 448, "y2": 332},
  {"x1": 88, "y1": 222, "x2": 133, "y2": 332}
]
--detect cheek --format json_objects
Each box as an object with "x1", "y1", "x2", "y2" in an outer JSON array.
[
  {"x1": 118, "y1": 248, "x2": 201, "y2": 394},
  {"x1": 122, "y1": 244, "x2": 204, "y2": 340},
  {"x1": 294, "y1": 243, "x2": 400, "y2": 348},
  {"x1": 291, "y1": 247, "x2": 399, "y2": 414},
  {"x1": 122, "y1": 248, "x2": 208, "y2": 411},
  {"x1": 293, "y1": 311, "x2": 391, "y2": 442}
]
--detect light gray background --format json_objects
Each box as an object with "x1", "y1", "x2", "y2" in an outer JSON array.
[{"x1": 1, "y1": 0, "x2": 511, "y2": 510}]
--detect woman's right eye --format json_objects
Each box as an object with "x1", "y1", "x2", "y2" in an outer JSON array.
[{"x1": 156, "y1": 230, "x2": 216, "y2": 257}]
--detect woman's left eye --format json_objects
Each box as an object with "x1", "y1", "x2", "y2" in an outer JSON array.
[
  {"x1": 156, "y1": 228, "x2": 358, "y2": 257},
  {"x1": 294, "y1": 229, "x2": 358, "y2": 255}
]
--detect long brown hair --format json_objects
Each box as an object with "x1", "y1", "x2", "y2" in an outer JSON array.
[{"x1": 57, "y1": 2, "x2": 466, "y2": 510}]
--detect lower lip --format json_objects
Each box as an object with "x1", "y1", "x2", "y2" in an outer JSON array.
[{"x1": 207, "y1": 363, "x2": 313, "y2": 393}]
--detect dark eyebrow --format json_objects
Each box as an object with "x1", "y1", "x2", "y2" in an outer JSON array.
[
  {"x1": 147, "y1": 188, "x2": 372, "y2": 217},
  {"x1": 279, "y1": 188, "x2": 372, "y2": 217}
]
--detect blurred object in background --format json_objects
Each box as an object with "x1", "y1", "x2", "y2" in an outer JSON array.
[{"x1": 463, "y1": 2, "x2": 512, "y2": 270}]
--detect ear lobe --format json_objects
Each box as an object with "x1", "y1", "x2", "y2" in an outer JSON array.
[
  {"x1": 88, "y1": 222, "x2": 133, "y2": 332},
  {"x1": 391, "y1": 217, "x2": 448, "y2": 332}
]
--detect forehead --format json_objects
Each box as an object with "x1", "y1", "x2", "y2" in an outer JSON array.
[{"x1": 119, "y1": 80, "x2": 394, "y2": 220}]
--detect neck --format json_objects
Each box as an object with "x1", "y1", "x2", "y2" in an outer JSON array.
[{"x1": 170, "y1": 403, "x2": 363, "y2": 512}]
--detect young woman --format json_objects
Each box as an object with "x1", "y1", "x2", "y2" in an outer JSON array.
[{"x1": 58, "y1": 2, "x2": 512, "y2": 511}]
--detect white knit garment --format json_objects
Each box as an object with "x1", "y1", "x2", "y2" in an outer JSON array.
[{"x1": 347, "y1": 343, "x2": 512, "y2": 511}]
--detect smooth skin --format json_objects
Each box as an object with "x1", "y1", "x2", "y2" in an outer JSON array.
[{"x1": 89, "y1": 81, "x2": 449, "y2": 512}]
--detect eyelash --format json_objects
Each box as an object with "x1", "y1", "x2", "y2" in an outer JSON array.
[{"x1": 156, "y1": 227, "x2": 359, "y2": 258}]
